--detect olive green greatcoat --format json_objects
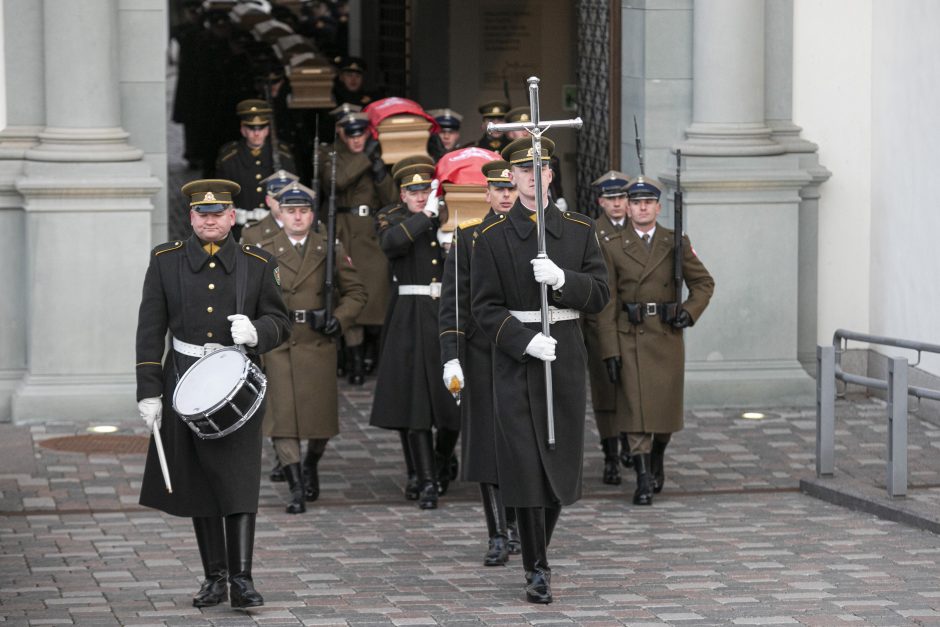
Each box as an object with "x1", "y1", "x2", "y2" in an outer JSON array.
[
  {"x1": 595, "y1": 223, "x2": 714, "y2": 434},
  {"x1": 258, "y1": 229, "x2": 366, "y2": 439},
  {"x1": 582, "y1": 213, "x2": 625, "y2": 439},
  {"x1": 318, "y1": 142, "x2": 397, "y2": 325},
  {"x1": 240, "y1": 212, "x2": 281, "y2": 246}
]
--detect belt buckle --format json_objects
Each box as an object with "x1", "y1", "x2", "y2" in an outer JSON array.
[
  {"x1": 292, "y1": 310, "x2": 307, "y2": 324},
  {"x1": 429, "y1": 282, "x2": 441, "y2": 299},
  {"x1": 357, "y1": 205, "x2": 369, "y2": 217},
  {"x1": 645, "y1": 303, "x2": 657, "y2": 317}
]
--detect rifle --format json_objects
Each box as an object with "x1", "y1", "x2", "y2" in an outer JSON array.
[
  {"x1": 262, "y1": 78, "x2": 282, "y2": 171},
  {"x1": 670, "y1": 150, "x2": 684, "y2": 322},
  {"x1": 311, "y1": 114, "x2": 321, "y2": 219},
  {"x1": 324, "y1": 145, "x2": 338, "y2": 326},
  {"x1": 634, "y1": 115, "x2": 645, "y2": 175}
]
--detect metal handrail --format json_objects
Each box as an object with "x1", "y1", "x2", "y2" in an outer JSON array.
[
  {"x1": 817, "y1": 329, "x2": 940, "y2": 497},
  {"x1": 833, "y1": 329, "x2": 940, "y2": 402}
]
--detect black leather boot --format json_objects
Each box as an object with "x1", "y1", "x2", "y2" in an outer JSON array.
[
  {"x1": 269, "y1": 441, "x2": 285, "y2": 482},
  {"x1": 400, "y1": 429, "x2": 419, "y2": 500},
  {"x1": 347, "y1": 344, "x2": 365, "y2": 385},
  {"x1": 303, "y1": 439, "x2": 327, "y2": 502},
  {"x1": 336, "y1": 338, "x2": 347, "y2": 377},
  {"x1": 601, "y1": 437, "x2": 621, "y2": 485},
  {"x1": 517, "y1": 506, "x2": 552, "y2": 604},
  {"x1": 225, "y1": 513, "x2": 264, "y2": 609},
  {"x1": 544, "y1": 504, "x2": 561, "y2": 547},
  {"x1": 619, "y1": 433, "x2": 633, "y2": 469},
  {"x1": 363, "y1": 326, "x2": 379, "y2": 374},
  {"x1": 434, "y1": 428, "x2": 460, "y2": 496},
  {"x1": 480, "y1": 483, "x2": 509, "y2": 566},
  {"x1": 408, "y1": 429, "x2": 437, "y2": 510},
  {"x1": 283, "y1": 463, "x2": 306, "y2": 514},
  {"x1": 651, "y1": 437, "x2": 668, "y2": 494},
  {"x1": 632, "y1": 454, "x2": 653, "y2": 506},
  {"x1": 191, "y1": 517, "x2": 227, "y2": 607},
  {"x1": 506, "y1": 506, "x2": 521, "y2": 555}
]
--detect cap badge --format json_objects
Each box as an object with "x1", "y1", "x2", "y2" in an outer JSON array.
[
  {"x1": 501, "y1": 169, "x2": 510, "y2": 177},
  {"x1": 490, "y1": 107, "x2": 498, "y2": 114},
  {"x1": 411, "y1": 174, "x2": 422, "y2": 183},
  {"x1": 520, "y1": 114, "x2": 530, "y2": 122},
  {"x1": 204, "y1": 191, "x2": 216, "y2": 202},
  {"x1": 526, "y1": 148, "x2": 533, "y2": 157}
]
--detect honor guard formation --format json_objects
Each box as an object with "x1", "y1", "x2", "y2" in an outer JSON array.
[{"x1": 151, "y1": 0, "x2": 713, "y2": 609}]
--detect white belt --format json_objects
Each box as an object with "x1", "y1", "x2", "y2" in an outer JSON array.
[
  {"x1": 234, "y1": 207, "x2": 268, "y2": 225},
  {"x1": 172, "y1": 337, "x2": 230, "y2": 358},
  {"x1": 509, "y1": 307, "x2": 580, "y2": 324},
  {"x1": 398, "y1": 283, "x2": 442, "y2": 299}
]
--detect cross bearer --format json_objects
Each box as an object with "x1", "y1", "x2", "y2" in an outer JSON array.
[{"x1": 470, "y1": 135, "x2": 609, "y2": 604}]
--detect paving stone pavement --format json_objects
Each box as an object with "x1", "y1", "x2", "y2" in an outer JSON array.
[{"x1": 3, "y1": 379, "x2": 940, "y2": 626}]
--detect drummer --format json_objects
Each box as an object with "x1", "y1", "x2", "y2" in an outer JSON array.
[{"x1": 135, "y1": 178, "x2": 291, "y2": 610}]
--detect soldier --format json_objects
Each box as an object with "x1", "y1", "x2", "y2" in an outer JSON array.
[
  {"x1": 471, "y1": 138, "x2": 609, "y2": 603},
  {"x1": 475, "y1": 99, "x2": 510, "y2": 153},
  {"x1": 319, "y1": 111, "x2": 397, "y2": 384},
  {"x1": 503, "y1": 107, "x2": 565, "y2": 208},
  {"x1": 595, "y1": 176, "x2": 714, "y2": 505},
  {"x1": 240, "y1": 169, "x2": 299, "y2": 247},
  {"x1": 136, "y1": 179, "x2": 291, "y2": 609},
  {"x1": 331, "y1": 56, "x2": 378, "y2": 108},
  {"x1": 426, "y1": 108, "x2": 463, "y2": 162},
  {"x1": 257, "y1": 182, "x2": 367, "y2": 513},
  {"x1": 370, "y1": 157, "x2": 460, "y2": 510},
  {"x1": 216, "y1": 99, "x2": 296, "y2": 231},
  {"x1": 439, "y1": 159, "x2": 521, "y2": 565},
  {"x1": 583, "y1": 171, "x2": 633, "y2": 486}
]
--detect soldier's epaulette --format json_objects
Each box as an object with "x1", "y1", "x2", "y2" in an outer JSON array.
[
  {"x1": 278, "y1": 143, "x2": 293, "y2": 155},
  {"x1": 218, "y1": 141, "x2": 239, "y2": 162},
  {"x1": 240, "y1": 244, "x2": 272, "y2": 263},
  {"x1": 479, "y1": 213, "x2": 507, "y2": 234},
  {"x1": 153, "y1": 240, "x2": 184, "y2": 256},
  {"x1": 563, "y1": 212, "x2": 592, "y2": 228},
  {"x1": 457, "y1": 217, "x2": 483, "y2": 230}
]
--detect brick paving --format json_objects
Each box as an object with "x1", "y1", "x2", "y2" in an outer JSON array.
[{"x1": 3, "y1": 382, "x2": 940, "y2": 625}]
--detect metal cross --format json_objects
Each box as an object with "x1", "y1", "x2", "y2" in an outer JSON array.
[{"x1": 487, "y1": 76, "x2": 582, "y2": 449}]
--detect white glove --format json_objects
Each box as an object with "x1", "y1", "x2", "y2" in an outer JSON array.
[
  {"x1": 442, "y1": 358, "x2": 465, "y2": 392},
  {"x1": 525, "y1": 333, "x2": 557, "y2": 361},
  {"x1": 531, "y1": 257, "x2": 566, "y2": 289},
  {"x1": 227, "y1": 314, "x2": 258, "y2": 347},
  {"x1": 138, "y1": 397, "x2": 162, "y2": 431},
  {"x1": 423, "y1": 179, "x2": 440, "y2": 217}
]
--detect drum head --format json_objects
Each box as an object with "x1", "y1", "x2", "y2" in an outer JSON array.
[{"x1": 174, "y1": 348, "x2": 248, "y2": 415}]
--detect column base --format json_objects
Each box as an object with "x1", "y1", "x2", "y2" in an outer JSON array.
[
  {"x1": 679, "y1": 122, "x2": 784, "y2": 157},
  {"x1": 11, "y1": 373, "x2": 137, "y2": 424},
  {"x1": 0, "y1": 369, "x2": 26, "y2": 423},
  {"x1": 26, "y1": 127, "x2": 143, "y2": 162},
  {"x1": 0, "y1": 126, "x2": 44, "y2": 159},
  {"x1": 685, "y1": 360, "x2": 816, "y2": 408}
]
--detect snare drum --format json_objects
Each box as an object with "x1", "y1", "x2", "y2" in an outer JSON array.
[{"x1": 172, "y1": 347, "x2": 267, "y2": 440}]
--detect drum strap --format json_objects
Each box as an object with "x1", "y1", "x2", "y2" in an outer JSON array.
[{"x1": 235, "y1": 245, "x2": 247, "y2": 315}]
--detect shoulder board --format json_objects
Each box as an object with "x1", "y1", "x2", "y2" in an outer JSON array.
[
  {"x1": 218, "y1": 143, "x2": 239, "y2": 162},
  {"x1": 278, "y1": 143, "x2": 293, "y2": 154},
  {"x1": 240, "y1": 244, "x2": 271, "y2": 263},
  {"x1": 458, "y1": 217, "x2": 483, "y2": 230},
  {"x1": 563, "y1": 212, "x2": 592, "y2": 228},
  {"x1": 153, "y1": 240, "x2": 184, "y2": 256},
  {"x1": 480, "y1": 213, "x2": 507, "y2": 234}
]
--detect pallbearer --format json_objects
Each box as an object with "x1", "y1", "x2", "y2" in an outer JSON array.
[
  {"x1": 439, "y1": 159, "x2": 520, "y2": 565},
  {"x1": 470, "y1": 138, "x2": 609, "y2": 603},
  {"x1": 257, "y1": 182, "x2": 366, "y2": 513},
  {"x1": 370, "y1": 157, "x2": 460, "y2": 510},
  {"x1": 136, "y1": 179, "x2": 291, "y2": 609}
]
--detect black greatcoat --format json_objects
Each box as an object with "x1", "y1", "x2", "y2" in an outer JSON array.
[
  {"x1": 136, "y1": 236, "x2": 291, "y2": 517},
  {"x1": 369, "y1": 204, "x2": 460, "y2": 432},
  {"x1": 216, "y1": 139, "x2": 297, "y2": 211},
  {"x1": 439, "y1": 211, "x2": 499, "y2": 484},
  {"x1": 471, "y1": 201, "x2": 609, "y2": 507}
]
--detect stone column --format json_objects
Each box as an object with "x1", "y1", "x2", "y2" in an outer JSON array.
[
  {"x1": 12, "y1": 0, "x2": 161, "y2": 423},
  {"x1": 661, "y1": 0, "x2": 825, "y2": 407},
  {"x1": 681, "y1": 0, "x2": 780, "y2": 156}
]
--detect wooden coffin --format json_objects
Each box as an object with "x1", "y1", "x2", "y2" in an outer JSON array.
[
  {"x1": 286, "y1": 53, "x2": 336, "y2": 109},
  {"x1": 376, "y1": 115, "x2": 432, "y2": 165},
  {"x1": 439, "y1": 184, "x2": 489, "y2": 233}
]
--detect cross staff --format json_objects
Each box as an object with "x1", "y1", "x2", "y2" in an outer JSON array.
[{"x1": 487, "y1": 76, "x2": 582, "y2": 449}]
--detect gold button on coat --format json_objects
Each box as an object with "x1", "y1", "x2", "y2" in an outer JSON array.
[
  {"x1": 207, "y1": 332, "x2": 214, "y2": 338},
  {"x1": 208, "y1": 283, "x2": 215, "y2": 290},
  {"x1": 207, "y1": 306, "x2": 214, "y2": 313},
  {"x1": 209, "y1": 262, "x2": 216, "y2": 268}
]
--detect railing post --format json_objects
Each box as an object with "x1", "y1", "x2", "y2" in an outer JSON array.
[
  {"x1": 816, "y1": 345, "x2": 836, "y2": 477},
  {"x1": 886, "y1": 356, "x2": 908, "y2": 497}
]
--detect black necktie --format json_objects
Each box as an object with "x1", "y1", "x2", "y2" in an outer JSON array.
[{"x1": 294, "y1": 242, "x2": 304, "y2": 257}]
